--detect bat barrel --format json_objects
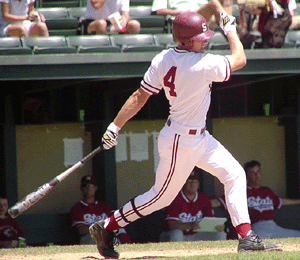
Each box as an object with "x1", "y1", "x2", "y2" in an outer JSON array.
[
  {"x1": 8, "y1": 145, "x2": 103, "y2": 218},
  {"x1": 8, "y1": 180, "x2": 58, "y2": 218}
]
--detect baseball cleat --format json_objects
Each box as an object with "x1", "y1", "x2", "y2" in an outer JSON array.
[
  {"x1": 89, "y1": 220, "x2": 120, "y2": 259},
  {"x1": 238, "y1": 231, "x2": 283, "y2": 252}
]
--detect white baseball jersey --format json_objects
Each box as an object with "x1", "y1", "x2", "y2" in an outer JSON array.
[
  {"x1": 141, "y1": 48, "x2": 231, "y2": 127},
  {"x1": 85, "y1": 0, "x2": 129, "y2": 20},
  {"x1": 152, "y1": 0, "x2": 208, "y2": 12},
  {"x1": 113, "y1": 46, "x2": 250, "y2": 230}
]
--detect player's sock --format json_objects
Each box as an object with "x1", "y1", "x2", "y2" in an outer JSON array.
[
  {"x1": 236, "y1": 223, "x2": 252, "y2": 238},
  {"x1": 104, "y1": 213, "x2": 122, "y2": 232}
]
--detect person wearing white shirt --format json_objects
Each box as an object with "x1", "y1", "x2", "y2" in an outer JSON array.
[
  {"x1": 0, "y1": 0, "x2": 48, "y2": 37},
  {"x1": 81, "y1": 0, "x2": 140, "y2": 35},
  {"x1": 152, "y1": 0, "x2": 233, "y2": 19},
  {"x1": 289, "y1": 0, "x2": 300, "y2": 30}
]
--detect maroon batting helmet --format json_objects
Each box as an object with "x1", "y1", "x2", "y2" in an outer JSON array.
[{"x1": 172, "y1": 12, "x2": 215, "y2": 46}]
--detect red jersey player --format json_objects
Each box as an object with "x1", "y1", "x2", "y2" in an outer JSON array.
[
  {"x1": 70, "y1": 175, "x2": 131, "y2": 244},
  {"x1": 0, "y1": 196, "x2": 26, "y2": 248},
  {"x1": 213, "y1": 160, "x2": 300, "y2": 239},
  {"x1": 160, "y1": 169, "x2": 226, "y2": 241}
]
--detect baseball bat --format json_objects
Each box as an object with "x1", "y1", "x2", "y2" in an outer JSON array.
[{"x1": 8, "y1": 145, "x2": 104, "y2": 218}]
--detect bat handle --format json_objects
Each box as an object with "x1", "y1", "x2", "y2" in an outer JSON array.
[{"x1": 80, "y1": 145, "x2": 103, "y2": 164}]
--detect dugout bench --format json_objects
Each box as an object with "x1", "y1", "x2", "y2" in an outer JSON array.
[{"x1": 16, "y1": 204, "x2": 300, "y2": 246}]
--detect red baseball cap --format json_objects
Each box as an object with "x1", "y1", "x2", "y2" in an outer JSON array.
[
  {"x1": 81, "y1": 175, "x2": 97, "y2": 187},
  {"x1": 188, "y1": 170, "x2": 201, "y2": 180}
]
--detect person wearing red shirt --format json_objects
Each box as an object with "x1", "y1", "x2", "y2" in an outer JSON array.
[
  {"x1": 70, "y1": 175, "x2": 131, "y2": 244},
  {"x1": 212, "y1": 160, "x2": 300, "y2": 239},
  {"x1": 160, "y1": 169, "x2": 226, "y2": 242},
  {"x1": 0, "y1": 196, "x2": 26, "y2": 248}
]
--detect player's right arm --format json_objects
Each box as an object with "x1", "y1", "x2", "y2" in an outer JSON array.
[
  {"x1": 113, "y1": 88, "x2": 151, "y2": 129},
  {"x1": 102, "y1": 88, "x2": 151, "y2": 149}
]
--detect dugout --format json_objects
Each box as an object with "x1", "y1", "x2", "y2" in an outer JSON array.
[{"x1": 1, "y1": 48, "x2": 300, "y2": 245}]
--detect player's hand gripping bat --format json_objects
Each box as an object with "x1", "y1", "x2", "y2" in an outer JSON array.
[{"x1": 8, "y1": 145, "x2": 103, "y2": 218}]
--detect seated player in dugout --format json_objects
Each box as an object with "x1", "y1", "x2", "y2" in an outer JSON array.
[
  {"x1": 70, "y1": 175, "x2": 131, "y2": 245},
  {"x1": 212, "y1": 160, "x2": 300, "y2": 239},
  {"x1": 0, "y1": 195, "x2": 26, "y2": 248},
  {"x1": 160, "y1": 168, "x2": 227, "y2": 242}
]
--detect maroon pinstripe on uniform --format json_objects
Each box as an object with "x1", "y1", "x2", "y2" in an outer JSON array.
[{"x1": 115, "y1": 134, "x2": 180, "y2": 223}]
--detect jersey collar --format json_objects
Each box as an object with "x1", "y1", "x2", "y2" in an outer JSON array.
[
  {"x1": 181, "y1": 190, "x2": 198, "y2": 203},
  {"x1": 80, "y1": 199, "x2": 98, "y2": 206}
]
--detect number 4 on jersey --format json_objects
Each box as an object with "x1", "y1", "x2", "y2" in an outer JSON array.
[{"x1": 164, "y1": 66, "x2": 177, "y2": 97}]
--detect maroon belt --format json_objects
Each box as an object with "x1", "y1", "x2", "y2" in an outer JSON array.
[{"x1": 167, "y1": 119, "x2": 206, "y2": 135}]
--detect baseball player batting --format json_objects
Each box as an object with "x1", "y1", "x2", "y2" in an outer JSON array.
[{"x1": 89, "y1": 0, "x2": 282, "y2": 258}]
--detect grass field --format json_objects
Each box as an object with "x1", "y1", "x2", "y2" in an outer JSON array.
[{"x1": 1, "y1": 238, "x2": 300, "y2": 259}]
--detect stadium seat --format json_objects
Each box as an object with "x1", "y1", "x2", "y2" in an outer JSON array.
[
  {"x1": 23, "y1": 36, "x2": 77, "y2": 54},
  {"x1": 0, "y1": 37, "x2": 32, "y2": 55},
  {"x1": 208, "y1": 32, "x2": 230, "y2": 50},
  {"x1": 253, "y1": 37, "x2": 294, "y2": 49},
  {"x1": 130, "y1": 0, "x2": 153, "y2": 6},
  {"x1": 69, "y1": 7, "x2": 86, "y2": 20},
  {"x1": 154, "y1": 34, "x2": 176, "y2": 49},
  {"x1": 129, "y1": 6, "x2": 152, "y2": 17},
  {"x1": 232, "y1": 4, "x2": 240, "y2": 24},
  {"x1": 36, "y1": 0, "x2": 81, "y2": 8},
  {"x1": 286, "y1": 30, "x2": 300, "y2": 47},
  {"x1": 129, "y1": 6, "x2": 167, "y2": 34},
  {"x1": 133, "y1": 15, "x2": 167, "y2": 34},
  {"x1": 110, "y1": 34, "x2": 165, "y2": 52},
  {"x1": 282, "y1": 38, "x2": 296, "y2": 48},
  {"x1": 294, "y1": 4, "x2": 300, "y2": 16},
  {"x1": 68, "y1": 35, "x2": 121, "y2": 53},
  {"x1": 36, "y1": 7, "x2": 79, "y2": 36}
]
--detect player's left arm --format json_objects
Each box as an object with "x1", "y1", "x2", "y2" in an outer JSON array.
[
  {"x1": 218, "y1": 13, "x2": 247, "y2": 72},
  {"x1": 225, "y1": 31, "x2": 246, "y2": 72}
]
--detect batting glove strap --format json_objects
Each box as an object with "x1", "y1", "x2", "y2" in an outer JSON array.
[
  {"x1": 102, "y1": 122, "x2": 120, "y2": 150},
  {"x1": 220, "y1": 13, "x2": 236, "y2": 35}
]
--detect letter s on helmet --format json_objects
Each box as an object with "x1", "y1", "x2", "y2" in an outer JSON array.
[{"x1": 172, "y1": 12, "x2": 215, "y2": 46}]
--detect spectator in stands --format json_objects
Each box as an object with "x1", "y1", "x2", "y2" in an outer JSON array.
[
  {"x1": 0, "y1": 195, "x2": 26, "y2": 248},
  {"x1": 212, "y1": 160, "x2": 300, "y2": 239},
  {"x1": 152, "y1": 0, "x2": 233, "y2": 28},
  {"x1": 0, "y1": 0, "x2": 49, "y2": 37},
  {"x1": 70, "y1": 175, "x2": 131, "y2": 245},
  {"x1": 236, "y1": 0, "x2": 295, "y2": 48},
  {"x1": 288, "y1": 0, "x2": 300, "y2": 30},
  {"x1": 160, "y1": 169, "x2": 227, "y2": 242},
  {"x1": 80, "y1": 0, "x2": 140, "y2": 35}
]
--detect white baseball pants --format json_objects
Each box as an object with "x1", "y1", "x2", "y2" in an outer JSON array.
[{"x1": 113, "y1": 119, "x2": 250, "y2": 228}]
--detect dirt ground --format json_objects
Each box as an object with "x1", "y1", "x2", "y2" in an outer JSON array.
[{"x1": 0, "y1": 244, "x2": 299, "y2": 260}]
